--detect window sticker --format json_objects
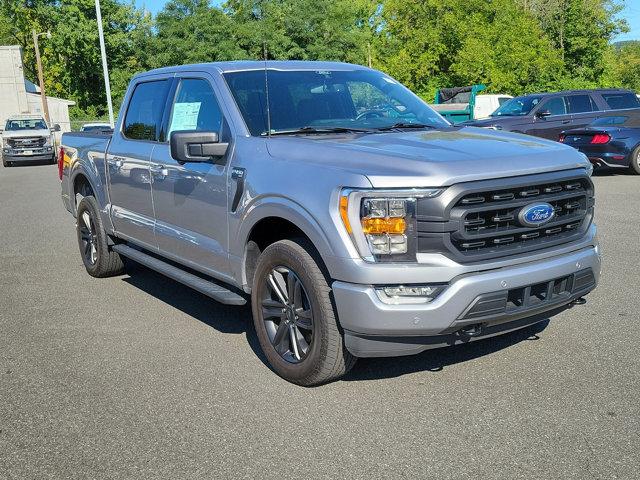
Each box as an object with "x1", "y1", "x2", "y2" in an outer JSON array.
[{"x1": 169, "y1": 102, "x2": 201, "y2": 134}]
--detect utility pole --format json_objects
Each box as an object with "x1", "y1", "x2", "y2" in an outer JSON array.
[
  {"x1": 95, "y1": 0, "x2": 114, "y2": 128},
  {"x1": 32, "y1": 29, "x2": 51, "y2": 125}
]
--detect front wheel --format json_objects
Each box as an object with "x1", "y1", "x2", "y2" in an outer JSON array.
[{"x1": 251, "y1": 239, "x2": 356, "y2": 386}]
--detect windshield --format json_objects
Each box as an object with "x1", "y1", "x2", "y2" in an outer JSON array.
[
  {"x1": 223, "y1": 69, "x2": 450, "y2": 136},
  {"x1": 491, "y1": 95, "x2": 542, "y2": 117},
  {"x1": 5, "y1": 119, "x2": 48, "y2": 131}
]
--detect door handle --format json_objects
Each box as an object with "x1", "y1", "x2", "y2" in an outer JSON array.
[
  {"x1": 150, "y1": 163, "x2": 168, "y2": 178},
  {"x1": 562, "y1": 120, "x2": 571, "y2": 124}
]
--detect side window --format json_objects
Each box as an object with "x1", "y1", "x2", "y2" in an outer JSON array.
[
  {"x1": 167, "y1": 78, "x2": 223, "y2": 138},
  {"x1": 543, "y1": 97, "x2": 567, "y2": 116},
  {"x1": 602, "y1": 92, "x2": 640, "y2": 110},
  {"x1": 567, "y1": 95, "x2": 596, "y2": 114},
  {"x1": 123, "y1": 80, "x2": 171, "y2": 141}
]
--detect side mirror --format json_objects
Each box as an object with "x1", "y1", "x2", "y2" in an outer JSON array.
[
  {"x1": 170, "y1": 131, "x2": 228, "y2": 163},
  {"x1": 535, "y1": 110, "x2": 551, "y2": 119},
  {"x1": 51, "y1": 124, "x2": 61, "y2": 132}
]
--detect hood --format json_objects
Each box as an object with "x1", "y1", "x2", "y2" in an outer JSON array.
[
  {"x1": 1, "y1": 129, "x2": 52, "y2": 139},
  {"x1": 265, "y1": 126, "x2": 589, "y2": 188}
]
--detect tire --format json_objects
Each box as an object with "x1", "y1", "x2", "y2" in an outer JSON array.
[
  {"x1": 251, "y1": 239, "x2": 356, "y2": 386},
  {"x1": 76, "y1": 196, "x2": 125, "y2": 278},
  {"x1": 629, "y1": 146, "x2": 640, "y2": 175}
]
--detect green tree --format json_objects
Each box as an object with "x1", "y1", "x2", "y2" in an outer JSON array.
[
  {"x1": 377, "y1": 0, "x2": 565, "y2": 98},
  {"x1": 149, "y1": 0, "x2": 246, "y2": 67},
  {"x1": 0, "y1": 0, "x2": 151, "y2": 116}
]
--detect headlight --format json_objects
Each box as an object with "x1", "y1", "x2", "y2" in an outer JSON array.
[{"x1": 339, "y1": 188, "x2": 444, "y2": 262}]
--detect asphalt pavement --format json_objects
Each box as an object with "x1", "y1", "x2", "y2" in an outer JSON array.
[{"x1": 0, "y1": 161, "x2": 638, "y2": 479}]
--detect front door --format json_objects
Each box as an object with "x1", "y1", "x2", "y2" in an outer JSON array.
[
  {"x1": 529, "y1": 96, "x2": 572, "y2": 140},
  {"x1": 150, "y1": 75, "x2": 232, "y2": 278},
  {"x1": 106, "y1": 78, "x2": 172, "y2": 249}
]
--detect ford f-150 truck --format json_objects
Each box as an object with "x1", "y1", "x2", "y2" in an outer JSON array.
[{"x1": 59, "y1": 61, "x2": 600, "y2": 386}]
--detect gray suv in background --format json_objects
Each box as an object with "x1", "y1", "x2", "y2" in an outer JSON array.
[
  {"x1": 59, "y1": 62, "x2": 600, "y2": 386},
  {"x1": 464, "y1": 89, "x2": 640, "y2": 140}
]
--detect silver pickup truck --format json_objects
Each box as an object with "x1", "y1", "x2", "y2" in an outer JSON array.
[{"x1": 59, "y1": 61, "x2": 600, "y2": 386}]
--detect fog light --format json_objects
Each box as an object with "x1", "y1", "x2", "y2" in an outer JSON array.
[{"x1": 377, "y1": 284, "x2": 446, "y2": 304}]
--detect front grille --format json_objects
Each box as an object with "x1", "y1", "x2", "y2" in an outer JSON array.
[
  {"x1": 416, "y1": 170, "x2": 594, "y2": 262},
  {"x1": 6, "y1": 137, "x2": 47, "y2": 148},
  {"x1": 452, "y1": 178, "x2": 591, "y2": 256}
]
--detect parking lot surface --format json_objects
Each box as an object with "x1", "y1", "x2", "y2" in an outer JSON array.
[{"x1": 0, "y1": 162, "x2": 638, "y2": 479}]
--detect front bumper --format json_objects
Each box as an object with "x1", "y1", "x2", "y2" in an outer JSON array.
[
  {"x1": 3, "y1": 152, "x2": 54, "y2": 163},
  {"x1": 333, "y1": 245, "x2": 600, "y2": 357}
]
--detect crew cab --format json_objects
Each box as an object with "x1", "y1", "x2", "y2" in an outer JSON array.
[
  {"x1": 1, "y1": 115, "x2": 60, "y2": 167},
  {"x1": 59, "y1": 62, "x2": 600, "y2": 386}
]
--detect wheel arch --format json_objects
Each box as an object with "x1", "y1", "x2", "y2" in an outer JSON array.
[{"x1": 235, "y1": 200, "x2": 337, "y2": 292}]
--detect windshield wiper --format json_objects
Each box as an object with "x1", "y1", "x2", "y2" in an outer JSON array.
[
  {"x1": 374, "y1": 122, "x2": 437, "y2": 131},
  {"x1": 262, "y1": 126, "x2": 372, "y2": 136}
]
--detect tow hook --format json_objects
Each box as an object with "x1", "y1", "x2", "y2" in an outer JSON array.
[
  {"x1": 571, "y1": 297, "x2": 587, "y2": 306},
  {"x1": 458, "y1": 323, "x2": 483, "y2": 337}
]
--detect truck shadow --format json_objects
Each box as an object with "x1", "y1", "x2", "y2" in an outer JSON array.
[
  {"x1": 342, "y1": 321, "x2": 548, "y2": 382},
  {"x1": 120, "y1": 261, "x2": 549, "y2": 383}
]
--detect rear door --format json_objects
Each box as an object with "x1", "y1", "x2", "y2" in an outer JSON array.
[
  {"x1": 106, "y1": 77, "x2": 172, "y2": 249},
  {"x1": 149, "y1": 74, "x2": 232, "y2": 278},
  {"x1": 529, "y1": 96, "x2": 572, "y2": 139},
  {"x1": 566, "y1": 94, "x2": 599, "y2": 130}
]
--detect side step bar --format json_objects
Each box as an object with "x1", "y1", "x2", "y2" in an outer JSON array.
[{"x1": 113, "y1": 244, "x2": 247, "y2": 306}]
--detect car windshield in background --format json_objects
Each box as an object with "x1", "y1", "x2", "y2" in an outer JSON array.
[
  {"x1": 491, "y1": 95, "x2": 542, "y2": 117},
  {"x1": 5, "y1": 119, "x2": 48, "y2": 130},
  {"x1": 223, "y1": 69, "x2": 450, "y2": 136}
]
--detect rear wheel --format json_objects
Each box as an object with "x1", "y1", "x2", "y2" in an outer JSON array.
[
  {"x1": 76, "y1": 196, "x2": 125, "y2": 277},
  {"x1": 630, "y1": 146, "x2": 640, "y2": 175},
  {"x1": 251, "y1": 239, "x2": 356, "y2": 386}
]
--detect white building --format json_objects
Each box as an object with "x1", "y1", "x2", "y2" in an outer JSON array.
[{"x1": 0, "y1": 45, "x2": 75, "y2": 133}]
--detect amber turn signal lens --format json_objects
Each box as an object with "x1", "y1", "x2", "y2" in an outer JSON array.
[
  {"x1": 361, "y1": 217, "x2": 406, "y2": 234},
  {"x1": 339, "y1": 196, "x2": 352, "y2": 234}
]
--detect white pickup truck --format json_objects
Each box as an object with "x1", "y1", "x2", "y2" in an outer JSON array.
[{"x1": 1, "y1": 115, "x2": 59, "y2": 167}]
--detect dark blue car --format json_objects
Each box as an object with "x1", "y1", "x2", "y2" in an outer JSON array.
[{"x1": 560, "y1": 110, "x2": 640, "y2": 174}]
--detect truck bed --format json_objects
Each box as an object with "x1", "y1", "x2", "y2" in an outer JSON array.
[{"x1": 60, "y1": 131, "x2": 113, "y2": 215}]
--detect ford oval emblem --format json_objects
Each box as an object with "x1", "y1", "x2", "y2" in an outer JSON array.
[{"x1": 518, "y1": 203, "x2": 555, "y2": 228}]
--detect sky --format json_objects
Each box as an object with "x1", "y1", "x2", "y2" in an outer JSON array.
[
  {"x1": 617, "y1": 1, "x2": 640, "y2": 42},
  {"x1": 134, "y1": 0, "x2": 640, "y2": 41}
]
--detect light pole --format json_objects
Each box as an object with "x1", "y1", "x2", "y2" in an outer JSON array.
[
  {"x1": 95, "y1": 0, "x2": 114, "y2": 128},
  {"x1": 32, "y1": 29, "x2": 52, "y2": 125}
]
